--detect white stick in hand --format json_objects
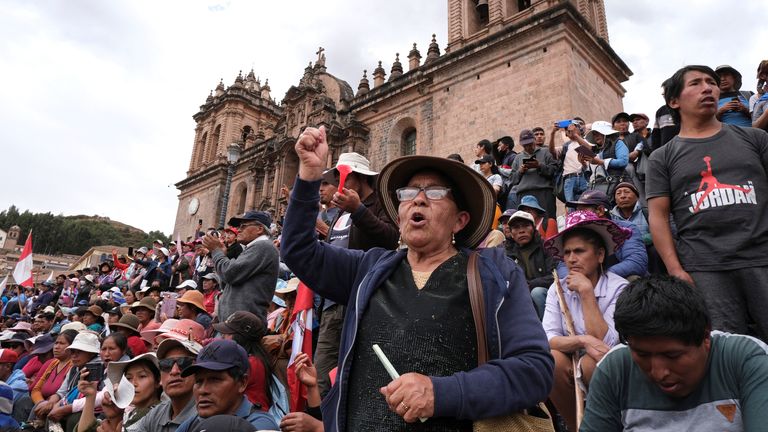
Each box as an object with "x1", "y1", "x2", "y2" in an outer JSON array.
[{"x1": 372, "y1": 344, "x2": 427, "y2": 423}]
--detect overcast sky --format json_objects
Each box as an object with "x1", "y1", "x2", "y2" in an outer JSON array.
[{"x1": 0, "y1": 1, "x2": 765, "y2": 235}]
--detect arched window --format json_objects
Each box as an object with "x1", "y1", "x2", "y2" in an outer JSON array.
[
  {"x1": 236, "y1": 183, "x2": 247, "y2": 215},
  {"x1": 209, "y1": 124, "x2": 222, "y2": 161},
  {"x1": 241, "y1": 126, "x2": 253, "y2": 143},
  {"x1": 402, "y1": 128, "x2": 417, "y2": 156},
  {"x1": 196, "y1": 132, "x2": 208, "y2": 167}
]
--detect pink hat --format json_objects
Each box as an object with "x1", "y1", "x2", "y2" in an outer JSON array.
[
  {"x1": 155, "y1": 318, "x2": 205, "y2": 344},
  {"x1": 544, "y1": 210, "x2": 632, "y2": 259},
  {"x1": 140, "y1": 319, "x2": 178, "y2": 345}
]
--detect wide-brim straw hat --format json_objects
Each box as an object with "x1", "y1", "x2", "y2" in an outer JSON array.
[
  {"x1": 109, "y1": 314, "x2": 141, "y2": 336},
  {"x1": 176, "y1": 290, "x2": 206, "y2": 312},
  {"x1": 544, "y1": 210, "x2": 632, "y2": 259},
  {"x1": 376, "y1": 155, "x2": 496, "y2": 248}
]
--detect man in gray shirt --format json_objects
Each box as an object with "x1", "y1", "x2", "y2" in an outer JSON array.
[
  {"x1": 133, "y1": 337, "x2": 201, "y2": 432},
  {"x1": 202, "y1": 211, "x2": 279, "y2": 322}
]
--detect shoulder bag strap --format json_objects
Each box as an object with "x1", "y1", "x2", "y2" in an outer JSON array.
[{"x1": 467, "y1": 251, "x2": 489, "y2": 365}]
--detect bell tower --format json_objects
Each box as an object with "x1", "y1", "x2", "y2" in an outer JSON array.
[{"x1": 447, "y1": 0, "x2": 608, "y2": 52}]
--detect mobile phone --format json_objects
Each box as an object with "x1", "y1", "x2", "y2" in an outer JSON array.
[
  {"x1": 575, "y1": 145, "x2": 596, "y2": 158},
  {"x1": 84, "y1": 362, "x2": 103, "y2": 382},
  {"x1": 555, "y1": 119, "x2": 572, "y2": 128},
  {"x1": 523, "y1": 157, "x2": 536, "y2": 165},
  {"x1": 198, "y1": 219, "x2": 203, "y2": 225},
  {"x1": 128, "y1": 247, "x2": 133, "y2": 256}
]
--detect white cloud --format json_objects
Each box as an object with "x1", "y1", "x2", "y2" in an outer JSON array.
[{"x1": 0, "y1": 0, "x2": 763, "y2": 233}]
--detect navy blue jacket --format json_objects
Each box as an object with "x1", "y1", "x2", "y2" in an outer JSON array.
[{"x1": 281, "y1": 178, "x2": 554, "y2": 432}]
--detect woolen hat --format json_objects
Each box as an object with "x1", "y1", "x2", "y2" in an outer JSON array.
[
  {"x1": 322, "y1": 152, "x2": 379, "y2": 185},
  {"x1": 212, "y1": 311, "x2": 266, "y2": 340},
  {"x1": 176, "y1": 290, "x2": 207, "y2": 313},
  {"x1": 544, "y1": 210, "x2": 632, "y2": 259},
  {"x1": 227, "y1": 210, "x2": 272, "y2": 229},
  {"x1": 614, "y1": 182, "x2": 639, "y2": 197},
  {"x1": 181, "y1": 339, "x2": 249, "y2": 377},
  {"x1": 377, "y1": 155, "x2": 496, "y2": 248}
]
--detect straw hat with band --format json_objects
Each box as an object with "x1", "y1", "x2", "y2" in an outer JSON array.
[
  {"x1": 141, "y1": 318, "x2": 178, "y2": 345},
  {"x1": 543, "y1": 210, "x2": 632, "y2": 259},
  {"x1": 155, "y1": 319, "x2": 205, "y2": 345},
  {"x1": 377, "y1": 155, "x2": 496, "y2": 248},
  {"x1": 110, "y1": 314, "x2": 142, "y2": 336},
  {"x1": 106, "y1": 353, "x2": 160, "y2": 409},
  {"x1": 176, "y1": 291, "x2": 207, "y2": 313}
]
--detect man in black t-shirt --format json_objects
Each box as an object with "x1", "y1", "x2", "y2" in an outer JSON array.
[{"x1": 647, "y1": 65, "x2": 768, "y2": 340}]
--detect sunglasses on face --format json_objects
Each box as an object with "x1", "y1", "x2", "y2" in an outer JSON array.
[
  {"x1": 395, "y1": 186, "x2": 451, "y2": 201},
  {"x1": 158, "y1": 356, "x2": 195, "y2": 373}
]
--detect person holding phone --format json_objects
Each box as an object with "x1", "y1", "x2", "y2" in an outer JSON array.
[
  {"x1": 715, "y1": 65, "x2": 753, "y2": 127},
  {"x1": 46, "y1": 332, "x2": 101, "y2": 429},
  {"x1": 511, "y1": 129, "x2": 559, "y2": 218}
]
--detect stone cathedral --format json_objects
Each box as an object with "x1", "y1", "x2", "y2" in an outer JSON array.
[{"x1": 173, "y1": 0, "x2": 630, "y2": 239}]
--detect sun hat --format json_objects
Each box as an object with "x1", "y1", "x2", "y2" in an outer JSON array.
[
  {"x1": 544, "y1": 210, "x2": 632, "y2": 259},
  {"x1": 276, "y1": 278, "x2": 299, "y2": 294},
  {"x1": 507, "y1": 211, "x2": 536, "y2": 226},
  {"x1": 28, "y1": 334, "x2": 55, "y2": 356},
  {"x1": 106, "y1": 352, "x2": 159, "y2": 388},
  {"x1": 84, "y1": 305, "x2": 104, "y2": 321},
  {"x1": 61, "y1": 321, "x2": 87, "y2": 333},
  {"x1": 715, "y1": 65, "x2": 742, "y2": 90},
  {"x1": 66, "y1": 332, "x2": 101, "y2": 354},
  {"x1": 322, "y1": 152, "x2": 379, "y2": 185},
  {"x1": 8, "y1": 322, "x2": 34, "y2": 336},
  {"x1": 271, "y1": 295, "x2": 286, "y2": 308},
  {"x1": 175, "y1": 280, "x2": 198, "y2": 291},
  {"x1": 106, "y1": 353, "x2": 159, "y2": 409},
  {"x1": 589, "y1": 120, "x2": 620, "y2": 136},
  {"x1": 376, "y1": 155, "x2": 496, "y2": 249},
  {"x1": 517, "y1": 195, "x2": 547, "y2": 215},
  {"x1": 181, "y1": 339, "x2": 249, "y2": 377},
  {"x1": 141, "y1": 318, "x2": 178, "y2": 345},
  {"x1": 227, "y1": 210, "x2": 272, "y2": 229},
  {"x1": 84, "y1": 275, "x2": 94, "y2": 283},
  {"x1": 109, "y1": 314, "x2": 141, "y2": 335},
  {"x1": 176, "y1": 291, "x2": 207, "y2": 313},
  {"x1": 213, "y1": 311, "x2": 266, "y2": 340},
  {"x1": 155, "y1": 319, "x2": 205, "y2": 345},
  {"x1": 131, "y1": 297, "x2": 157, "y2": 314}
]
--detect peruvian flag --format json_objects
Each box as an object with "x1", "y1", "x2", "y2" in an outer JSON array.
[
  {"x1": 286, "y1": 280, "x2": 314, "y2": 412},
  {"x1": 12, "y1": 231, "x2": 33, "y2": 288}
]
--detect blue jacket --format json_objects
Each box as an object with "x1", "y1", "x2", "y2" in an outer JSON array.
[
  {"x1": 556, "y1": 218, "x2": 648, "y2": 279},
  {"x1": 281, "y1": 178, "x2": 554, "y2": 432},
  {"x1": 175, "y1": 396, "x2": 277, "y2": 432}
]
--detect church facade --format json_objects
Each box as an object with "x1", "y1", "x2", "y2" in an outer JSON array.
[{"x1": 173, "y1": 0, "x2": 630, "y2": 239}]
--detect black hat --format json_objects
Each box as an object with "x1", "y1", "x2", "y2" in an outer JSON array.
[
  {"x1": 474, "y1": 154, "x2": 495, "y2": 165},
  {"x1": 227, "y1": 210, "x2": 271, "y2": 229},
  {"x1": 611, "y1": 112, "x2": 630, "y2": 124}
]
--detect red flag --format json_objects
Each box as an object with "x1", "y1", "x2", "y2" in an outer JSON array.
[
  {"x1": 12, "y1": 231, "x2": 33, "y2": 288},
  {"x1": 286, "y1": 281, "x2": 314, "y2": 412}
]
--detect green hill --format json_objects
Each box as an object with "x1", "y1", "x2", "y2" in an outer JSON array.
[{"x1": 0, "y1": 205, "x2": 169, "y2": 256}]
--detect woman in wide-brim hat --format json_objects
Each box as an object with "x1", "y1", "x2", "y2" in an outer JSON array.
[
  {"x1": 281, "y1": 127, "x2": 553, "y2": 429},
  {"x1": 541, "y1": 209, "x2": 631, "y2": 432}
]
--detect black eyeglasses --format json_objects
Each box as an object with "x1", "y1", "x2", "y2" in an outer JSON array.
[
  {"x1": 158, "y1": 356, "x2": 195, "y2": 372},
  {"x1": 395, "y1": 186, "x2": 451, "y2": 201}
]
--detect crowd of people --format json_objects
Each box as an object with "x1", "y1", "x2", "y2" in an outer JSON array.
[{"x1": 1, "y1": 61, "x2": 767, "y2": 432}]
